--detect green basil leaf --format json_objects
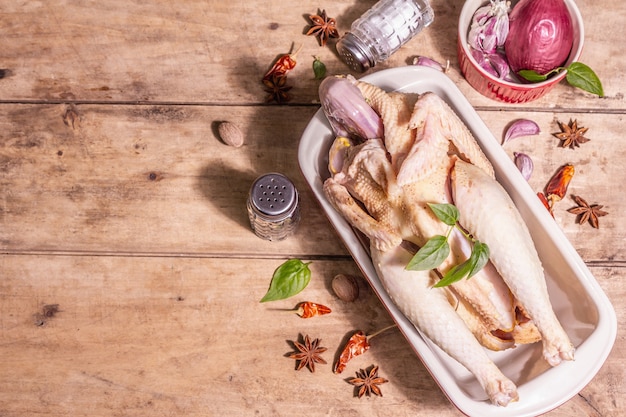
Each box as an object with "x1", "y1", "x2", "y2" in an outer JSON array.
[
  {"x1": 566, "y1": 62, "x2": 604, "y2": 97},
  {"x1": 434, "y1": 259, "x2": 473, "y2": 288},
  {"x1": 312, "y1": 56, "x2": 326, "y2": 80},
  {"x1": 260, "y1": 259, "x2": 312, "y2": 302},
  {"x1": 427, "y1": 203, "x2": 459, "y2": 226},
  {"x1": 466, "y1": 241, "x2": 490, "y2": 279},
  {"x1": 518, "y1": 69, "x2": 548, "y2": 82},
  {"x1": 405, "y1": 235, "x2": 450, "y2": 271},
  {"x1": 433, "y1": 240, "x2": 490, "y2": 288}
]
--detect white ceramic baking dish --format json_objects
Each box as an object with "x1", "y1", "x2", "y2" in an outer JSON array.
[{"x1": 298, "y1": 66, "x2": 617, "y2": 417}]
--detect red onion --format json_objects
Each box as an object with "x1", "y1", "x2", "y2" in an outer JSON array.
[
  {"x1": 319, "y1": 76, "x2": 383, "y2": 140},
  {"x1": 504, "y1": 0, "x2": 573, "y2": 75}
]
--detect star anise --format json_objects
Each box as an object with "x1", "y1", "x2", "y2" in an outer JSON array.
[
  {"x1": 263, "y1": 74, "x2": 292, "y2": 104},
  {"x1": 288, "y1": 334, "x2": 327, "y2": 372},
  {"x1": 349, "y1": 365, "x2": 389, "y2": 398},
  {"x1": 567, "y1": 195, "x2": 608, "y2": 229},
  {"x1": 553, "y1": 119, "x2": 590, "y2": 149},
  {"x1": 307, "y1": 10, "x2": 339, "y2": 47}
]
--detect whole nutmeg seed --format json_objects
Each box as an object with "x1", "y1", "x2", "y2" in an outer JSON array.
[
  {"x1": 331, "y1": 274, "x2": 359, "y2": 302},
  {"x1": 217, "y1": 121, "x2": 244, "y2": 147}
]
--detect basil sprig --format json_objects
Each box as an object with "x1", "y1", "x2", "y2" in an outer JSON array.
[
  {"x1": 260, "y1": 259, "x2": 312, "y2": 302},
  {"x1": 405, "y1": 203, "x2": 490, "y2": 288},
  {"x1": 518, "y1": 62, "x2": 604, "y2": 97}
]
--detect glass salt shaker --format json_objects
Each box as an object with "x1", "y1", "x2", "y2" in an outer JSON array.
[
  {"x1": 247, "y1": 173, "x2": 300, "y2": 241},
  {"x1": 336, "y1": 0, "x2": 435, "y2": 72}
]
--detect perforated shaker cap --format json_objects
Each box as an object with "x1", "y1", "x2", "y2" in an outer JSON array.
[
  {"x1": 249, "y1": 173, "x2": 298, "y2": 219},
  {"x1": 336, "y1": 33, "x2": 374, "y2": 73}
]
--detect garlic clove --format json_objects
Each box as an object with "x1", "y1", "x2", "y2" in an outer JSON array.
[
  {"x1": 412, "y1": 56, "x2": 450, "y2": 73},
  {"x1": 513, "y1": 152, "x2": 534, "y2": 181},
  {"x1": 471, "y1": 49, "x2": 500, "y2": 78},
  {"x1": 468, "y1": 0, "x2": 510, "y2": 53},
  {"x1": 503, "y1": 119, "x2": 541, "y2": 144},
  {"x1": 487, "y1": 52, "x2": 511, "y2": 79}
]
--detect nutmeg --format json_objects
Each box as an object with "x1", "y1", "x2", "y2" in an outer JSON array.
[
  {"x1": 217, "y1": 121, "x2": 244, "y2": 147},
  {"x1": 331, "y1": 274, "x2": 360, "y2": 302}
]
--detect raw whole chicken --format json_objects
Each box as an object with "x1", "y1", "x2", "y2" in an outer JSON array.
[{"x1": 319, "y1": 75, "x2": 574, "y2": 406}]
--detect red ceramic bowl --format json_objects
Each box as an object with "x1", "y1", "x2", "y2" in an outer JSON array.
[{"x1": 458, "y1": 0, "x2": 584, "y2": 103}]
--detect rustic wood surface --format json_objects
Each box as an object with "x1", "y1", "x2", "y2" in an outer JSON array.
[{"x1": 0, "y1": 1, "x2": 623, "y2": 416}]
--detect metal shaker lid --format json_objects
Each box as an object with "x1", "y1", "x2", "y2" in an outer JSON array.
[
  {"x1": 336, "y1": 33, "x2": 373, "y2": 72},
  {"x1": 249, "y1": 173, "x2": 298, "y2": 218}
]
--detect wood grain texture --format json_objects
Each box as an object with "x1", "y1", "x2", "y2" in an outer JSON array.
[
  {"x1": 0, "y1": 256, "x2": 622, "y2": 417},
  {"x1": 0, "y1": 0, "x2": 624, "y2": 416},
  {"x1": 0, "y1": 0, "x2": 623, "y2": 108},
  {"x1": 0, "y1": 103, "x2": 347, "y2": 257},
  {"x1": 1, "y1": 105, "x2": 622, "y2": 260}
]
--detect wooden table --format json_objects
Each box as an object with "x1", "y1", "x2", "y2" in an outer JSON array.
[{"x1": 0, "y1": 1, "x2": 623, "y2": 416}]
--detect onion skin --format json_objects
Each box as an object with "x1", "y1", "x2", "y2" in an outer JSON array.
[
  {"x1": 504, "y1": 0, "x2": 573, "y2": 75},
  {"x1": 318, "y1": 76, "x2": 384, "y2": 141}
]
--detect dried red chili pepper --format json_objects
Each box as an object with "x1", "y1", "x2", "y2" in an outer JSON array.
[
  {"x1": 334, "y1": 331, "x2": 369, "y2": 374},
  {"x1": 544, "y1": 163, "x2": 575, "y2": 207},
  {"x1": 263, "y1": 44, "x2": 303, "y2": 81},
  {"x1": 333, "y1": 325, "x2": 397, "y2": 373},
  {"x1": 537, "y1": 192, "x2": 554, "y2": 217},
  {"x1": 296, "y1": 301, "x2": 332, "y2": 318}
]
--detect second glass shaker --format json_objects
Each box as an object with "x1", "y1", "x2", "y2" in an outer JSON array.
[{"x1": 336, "y1": 0, "x2": 435, "y2": 72}]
